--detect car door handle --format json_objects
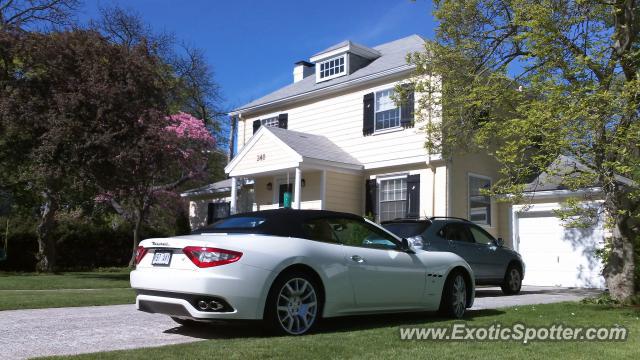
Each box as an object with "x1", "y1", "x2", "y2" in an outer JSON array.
[{"x1": 350, "y1": 255, "x2": 365, "y2": 263}]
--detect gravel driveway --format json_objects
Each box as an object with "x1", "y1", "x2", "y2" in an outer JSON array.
[{"x1": 0, "y1": 286, "x2": 602, "y2": 360}]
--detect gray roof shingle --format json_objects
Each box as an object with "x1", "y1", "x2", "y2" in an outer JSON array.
[
  {"x1": 524, "y1": 155, "x2": 635, "y2": 192},
  {"x1": 266, "y1": 127, "x2": 361, "y2": 166},
  {"x1": 234, "y1": 34, "x2": 426, "y2": 113}
]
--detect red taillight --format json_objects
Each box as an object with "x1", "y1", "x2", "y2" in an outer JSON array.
[
  {"x1": 182, "y1": 246, "x2": 243, "y2": 268},
  {"x1": 135, "y1": 246, "x2": 148, "y2": 265}
]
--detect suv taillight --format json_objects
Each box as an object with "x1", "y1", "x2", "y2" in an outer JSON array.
[
  {"x1": 183, "y1": 246, "x2": 242, "y2": 268},
  {"x1": 135, "y1": 246, "x2": 148, "y2": 265}
]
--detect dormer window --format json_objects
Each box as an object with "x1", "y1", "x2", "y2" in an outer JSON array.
[{"x1": 317, "y1": 55, "x2": 346, "y2": 82}]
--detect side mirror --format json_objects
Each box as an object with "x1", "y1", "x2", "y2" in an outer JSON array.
[
  {"x1": 496, "y1": 238, "x2": 504, "y2": 247},
  {"x1": 401, "y1": 238, "x2": 415, "y2": 254}
]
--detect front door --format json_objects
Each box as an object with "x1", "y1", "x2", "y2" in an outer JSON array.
[
  {"x1": 278, "y1": 183, "x2": 292, "y2": 208},
  {"x1": 329, "y1": 217, "x2": 426, "y2": 309}
]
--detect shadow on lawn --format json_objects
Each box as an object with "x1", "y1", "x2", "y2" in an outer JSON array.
[
  {"x1": 475, "y1": 287, "x2": 601, "y2": 298},
  {"x1": 70, "y1": 272, "x2": 131, "y2": 282},
  {"x1": 163, "y1": 308, "x2": 505, "y2": 340}
]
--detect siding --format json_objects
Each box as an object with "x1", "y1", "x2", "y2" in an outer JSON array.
[
  {"x1": 450, "y1": 152, "x2": 503, "y2": 237},
  {"x1": 231, "y1": 132, "x2": 298, "y2": 176},
  {"x1": 325, "y1": 171, "x2": 363, "y2": 215},
  {"x1": 237, "y1": 76, "x2": 430, "y2": 168}
]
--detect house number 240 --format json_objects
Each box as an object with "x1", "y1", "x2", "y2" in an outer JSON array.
[{"x1": 257, "y1": 153, "x2": 266, "y2": 161}]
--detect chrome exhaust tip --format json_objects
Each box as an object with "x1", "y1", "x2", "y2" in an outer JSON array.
[
  {"x1": 209, "y1": 300, "x2": 224, "y2": 311},
  {"x1": 197, "y1": 300, "x2": 209, "y2": 310}
]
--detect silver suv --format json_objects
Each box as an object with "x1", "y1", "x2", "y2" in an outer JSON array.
[{"x1": 382, "y1": 217, "x2": 525, "y2": 295}]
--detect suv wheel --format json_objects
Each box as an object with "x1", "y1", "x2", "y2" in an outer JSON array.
[{"x1": 501, "y1": 265, "x2": 522, "y2": 295}]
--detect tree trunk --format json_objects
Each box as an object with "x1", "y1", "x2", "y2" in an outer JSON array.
[
  {"x1": 128, "y1": 207, "x2": 143, "y2": 268},
  {"x1": 36, "y1": 191, "x2": 59, "y2": 272},
  {"x1": 603, "y1": 191, "x2": 637, "y2": 302}
]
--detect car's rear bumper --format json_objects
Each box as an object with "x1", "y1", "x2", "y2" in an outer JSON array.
[{"x1": 130, "y1": 264, "x2": 273, "y2": 320}]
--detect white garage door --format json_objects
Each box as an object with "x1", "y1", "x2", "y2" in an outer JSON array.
[{"x1": 517, "y1": 210, "x2": 605, "y2": 288}]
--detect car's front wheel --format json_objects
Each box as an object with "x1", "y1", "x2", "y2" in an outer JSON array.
[
  {"x1": 264, "y1": 271, "x2": 321, "y2": 335},
  {"x1": 439, "y1": 271, "x2": 468, "y2": 319},
  {"x1": 501, "y1": 265, "x2": 522, "y2": 295}
]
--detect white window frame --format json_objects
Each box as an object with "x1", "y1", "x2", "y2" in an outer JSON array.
[
  {"x1": 374, "y1": 88, "x2": 402, "y2": 133},
  {"x1": 316, "y1": 54, "x2": 348, "y2": 82},
  {"x1": 377, "y1": 174, "x2": 408, "y2": 222},
  {"x1": 468, "y1": 173, "x2": 492, "y2": 226}
]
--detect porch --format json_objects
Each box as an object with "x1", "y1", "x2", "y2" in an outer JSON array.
[{"x1": 224, "y1": 126, "x2": 364, "y2": 214}]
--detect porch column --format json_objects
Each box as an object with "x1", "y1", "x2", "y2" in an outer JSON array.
[
  {"x1": 294, "y1": 167, "x2": 302, "y2": 209},
  {"x1": 230, "y1": 177, "x2": 237, "y2": 214}
]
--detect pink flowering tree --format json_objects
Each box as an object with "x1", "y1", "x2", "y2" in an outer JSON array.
[{"x1": 97, "y1": 112, "x2": 214, "y2": 267}]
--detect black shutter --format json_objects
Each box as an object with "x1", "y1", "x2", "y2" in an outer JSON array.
[
  {"x1": 365, "y1": 179, "x2": 378, "y2": 219},
  {"x1": 406, "y1": 174, "x2": 420, "y2": 218},
  {"x1": 252, "y1": 119, "x2": 261, "y2": 134},
  {"x1": 207, "y1": 203, "x2": 215, "y2": 225},
  {"x1": 400, "y1": 84, "x2": 415, "y2": 128},
  {"x1": 362, "y1": 92, "x2": 374, "y2": 136},
  {"x1": 278, "y1": 113, "x2": 288, "y2": 129}
]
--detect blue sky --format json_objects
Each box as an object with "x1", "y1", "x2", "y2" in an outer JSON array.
[{"x1": 79, "y1": 0, "x2": 436, "y2": 112}]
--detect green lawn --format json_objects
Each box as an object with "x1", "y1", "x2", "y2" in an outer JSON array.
[
  {"x1": 0, "y1": 268, "x2": 135, "y2": 310},
  {"x1": 42, "y1": 302, "x2": 639, "y2": 360}
]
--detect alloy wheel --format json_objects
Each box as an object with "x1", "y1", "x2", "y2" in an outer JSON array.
[
  {"x1": 508, "y1": 268, "x2": 521, "y2": 292},
  {"x1": 276, "y1": 277, "x2": 318, "y2": 335},
  {"x1": 452, "y1": 275, "x2": 467, "y2": 318}
]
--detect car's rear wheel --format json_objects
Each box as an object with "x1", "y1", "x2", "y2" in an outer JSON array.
[
  {"x1": 439, "y1": 271, "x2": 468, "y2": 319},
  {"x1": 264, "y1": 271, "x2": 320, "y2": 335},
  {"x1": 501, "y1": 265, "x2": 522, "y2": 295}
]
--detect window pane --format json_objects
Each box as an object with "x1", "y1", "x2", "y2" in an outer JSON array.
[
  {"x1": 303, "y1": 219, "x2": 339, "y2": 243},
  {"x1": 379, "y1": 178, "x2": 407, "y2": 222},
  {"x1": 330, "y1": 218, "x2": 397, "y2": 249},
  {"x1": 469, "y1": 226, "x2": 495, "y2": 245},
  {"x1": 212, "y1": 217, "x2": 266, "y2": 229},
  {"x1": 374, "y1": 89, "x2": 400, "y2": 131},
  {"x1": 469, "y1": 176, "x2": 491, "y2": 225},
  {"x1": 443, "y1": 223, "x2": 473, "y2": 243}
]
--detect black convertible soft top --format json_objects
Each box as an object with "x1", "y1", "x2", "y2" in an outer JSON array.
[{"x1": 191, "y1": 209, "x2": 363, "y2": 238}]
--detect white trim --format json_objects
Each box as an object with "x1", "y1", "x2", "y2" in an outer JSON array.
[
  {"x1": 230, "y1": 177, "x2": 237, "y2": 215},
  {"x1": 225, "y1": 126, "x2": 302, "y2": 175},
  {"x1": 522, "y1": 187, "x2": 602, "y2": 200},
  {"x1": 294, "y1": 167, "x2": 302, "y2": 209},
  {"x1": 300, "y1": 158, "x2": 363, "y2": 172},
  {"x1": 467, "y1": 172, "x2": 492, "y2": 226},
  {"x1": 229, "y1": 65, "x2": 414, "y2": 116},
  {"x1": 362, "y1": 155, "x2": 428, "y2": 170},
  {"x1": 309, "y1": 43, "x2": 380, "y2": 63},
  {"x1": 320, "y1": 170, "x2": 326, "y2": 210},
  {"x1": 371, "y1": 127, "x2": 403, "y2": 136}
]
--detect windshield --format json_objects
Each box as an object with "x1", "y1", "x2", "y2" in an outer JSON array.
[
  {"x1": 382, "y1": 222, "x2": 430, "y2": 238},
  {"x1": 210, "y1": 216, "x2": 266, "y2": 229}
]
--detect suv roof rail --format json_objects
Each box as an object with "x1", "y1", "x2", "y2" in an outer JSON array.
[{"x1": 428, "y1": 216, "x2": 471, "y2": 222}]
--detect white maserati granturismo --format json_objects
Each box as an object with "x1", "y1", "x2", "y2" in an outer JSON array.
[{"x1": 130, "y1": 209, "x2": 475, "y2": 335}]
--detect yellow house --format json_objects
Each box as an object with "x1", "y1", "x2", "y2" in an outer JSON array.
[
  {"x1": 222, "y1": 35, "x2": 506, "y2": 239},
  {"x1": 182, "y1": 35, "x2": 613, "y2": 289}
]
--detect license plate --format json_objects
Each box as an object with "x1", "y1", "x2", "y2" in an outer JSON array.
[{"x1": 151, "y1": 251, "x2": 172, "y2": 266}]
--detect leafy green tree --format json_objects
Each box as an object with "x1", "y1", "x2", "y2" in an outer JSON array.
[
  {"x1": 0, "y1": 29, "x2": 170, "y2": 271},
  {"x1": 409, "y1": 0, "x2": 639, "y2": 301}
]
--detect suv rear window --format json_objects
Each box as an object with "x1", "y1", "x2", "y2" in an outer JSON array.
[{"x1": 382, "y1": 222, "x2": 430, "y2": 238}]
